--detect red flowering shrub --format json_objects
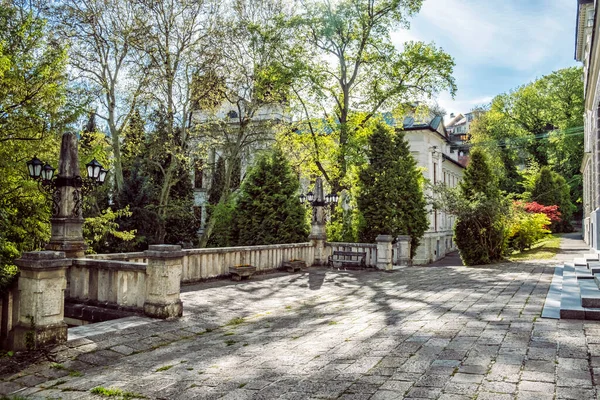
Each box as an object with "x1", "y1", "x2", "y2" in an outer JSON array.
[{"x1": 515, "y1": 201, "x2": 561, "y2": 224}]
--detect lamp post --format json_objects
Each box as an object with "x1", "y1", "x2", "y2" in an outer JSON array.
[
  {"x1": 26, "y1": 132, "x2": 108, "y2": 258},
  {"x1": 299, "y1": 177, "x2": 338, "y2": 265}
]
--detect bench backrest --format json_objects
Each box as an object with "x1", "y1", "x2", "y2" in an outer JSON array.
[{"x1": 332, "y1": 251, "x2": 366, "y2": 259}]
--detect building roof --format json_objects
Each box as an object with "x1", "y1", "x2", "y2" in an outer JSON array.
[
  {"x1": 576, "y1": 0, "x2": 595, "y2": 61},
  {"x1": 443, "y1": 153, "x2": 466, "y2": 169}
]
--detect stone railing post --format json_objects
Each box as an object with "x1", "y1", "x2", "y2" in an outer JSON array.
[
  {"x1": 143, "y1": 245, "x2": 183, "y2": 319},
  {"x1": 376, "y1": 235, "x2": 394, "y2": 271},
  {"x1": 309, "y1": 177, "x2": 327, "y2": 266},
  {"x1": 395, "y1": 235, "x2": 412, "y2": 267},
  {"x1": 11, "y1": 251, "x2": 69, "y2": 351}
]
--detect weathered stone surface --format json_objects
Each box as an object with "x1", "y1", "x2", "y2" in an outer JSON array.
[{"x1": 3, "y1": 234, "x2": 600, "y2": 399}]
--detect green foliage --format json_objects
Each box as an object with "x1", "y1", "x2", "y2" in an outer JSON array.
[
  {"x1": 468, "y1": 67, "x2": 583, "y2": 211},
  {"x1": 206, "y1": 199, "x2": 236, "y2": 248},
  {"x1": 356, "y1": 123, "x2": 428, "y2": 258},
  {"x1": 527, "y1": 167, "x2": 575, "y2": 232},
  {"x1": 83, "y1": 207, "x2": 136, "y2": 254},
  {"x1": 507, "y1": 210, "x2": 550, "y2": 252},
  {"x1": 287, "y1": 0, "x2": 456, "y2": 192},
  {"x1": 434, "y1": 149, "x2": 509, "y2": 266},
  {"x1": 232, "y1": 149, "x2": 309, "y2": 245},
  {"x1": 208, "y1": 157, "x2": 226, "y2": 206},
  {"x1": 0, "y1": 2, "x2": 70, "y2": 282}
]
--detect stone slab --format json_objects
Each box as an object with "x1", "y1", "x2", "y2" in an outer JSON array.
[
  {"x1": 560, "y1": 270, "x2": 585, "y2": 319},
  {"x1": 68, "y1": 316, "x2": 154, "y2": 341},
  {"x1": 541, "y1": 266, "x2": 562, "y2": 319}
]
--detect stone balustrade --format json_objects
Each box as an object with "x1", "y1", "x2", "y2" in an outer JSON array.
[
  {"x1": 85, "y1": 252, "x2": 147, "y2": 264},
  {"x1": 181, "y1": 242, "x2": 315, "y2": 282},
  {"x1": 326, "y1": 242, "x2": 378, "y2": 267},
  {"x1": 69, "y1": 259, "x2": 147, "y2": 309}
]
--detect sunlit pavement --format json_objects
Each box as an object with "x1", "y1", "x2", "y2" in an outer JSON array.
[{"x1": 1, "y1": 234, "x2": 599, "y2": 399}]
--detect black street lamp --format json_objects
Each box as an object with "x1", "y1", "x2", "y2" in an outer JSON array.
[
  {"x1": 299, "y1": 189, "x2": 338, "y2": 208},
  {"x1": 25, "y1": 133, "x2": 109, "y2": 257}
]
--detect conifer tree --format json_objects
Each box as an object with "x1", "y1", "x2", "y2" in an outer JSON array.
[
  {"x1": 357, "y1": 123, "x2": 428, "y2": 258},
  {"x1": 233, "y1": 149, "x2": 309, "y2": 245},
  {"x1": 454, "y1": 149, "x2": 508, "y2": 265},
  {"x1": 530, "y1": 166, "x2": 574, "y2": 232}
]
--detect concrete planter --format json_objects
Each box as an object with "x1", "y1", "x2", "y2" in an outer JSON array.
[
  {"x1": 282, "y1": 260, "x2": 306, "y2": 272},
  {"x1": 229, "y1": 265, "x2": 257, "y2": 281}
]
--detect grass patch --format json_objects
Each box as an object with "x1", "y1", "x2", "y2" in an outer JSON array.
[
  {"x1": 509, "y1": 234, "x2": 561, "y2": 261},
  {"x1": 223, "y1": 332, "x2": 235, "y2": 337},
  {"x1": 226, "y1": 317, "x2": 245, "y2": 326},
  {"x1": 155, "y1": 365, "x2": 174, "y2": 372},
  {"x1": 239, "y1": 383, "x2": 247, "y2": 388},
  {"x1": 69, "y1": 370, "x2": 83, "y2": 377},
  {"x1": 328, "y1": 321, "x2": 338, "y2": 325},
  {"x1": 224, "y1": 339, "x2": 237, "y2": 346},
  {"x1": 50, "y1": 362, "x2": 65, "y2": 370},
  {"x1": 90, "y1": 387, "x2": 145, "y2": 399}
]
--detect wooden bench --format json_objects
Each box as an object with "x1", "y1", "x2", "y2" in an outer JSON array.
[{"x1": 328, "y1": 251, "x2": 367, "y2": 270}]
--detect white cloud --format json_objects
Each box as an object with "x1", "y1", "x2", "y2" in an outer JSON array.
[{"x1": 392, "y1": 0, "x2": 574, "y2": 72}]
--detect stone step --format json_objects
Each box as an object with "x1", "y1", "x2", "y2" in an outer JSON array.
[
  {"x1": 541, "y1": 266, "x2": 562, "y2": 319},
  {"x1": 575, "y1": 258, "x2": 588, "y2": 266},
  {"x1": 560, "y1": 271, "x2": 585, "y2": 319},
  {"x1": 594, "y1": 273, "x2": 600, "y2": 290},
  {"x1": 584, "y1": 253, "x2": 600, "y2": 262},
  {"x1": 580, "y1": 280, "x2": 600, "y2": 307},
  {"x1": 578, "y1": 280, "x2": 600, "y2": 320},
  {"x1": 573, "y1": 265, "x2": 594, "y2": 279},
  {"x1": 588, "y1": 261, "x2": 600, "y2": 269}
]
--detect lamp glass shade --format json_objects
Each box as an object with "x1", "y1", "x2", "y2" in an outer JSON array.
[
  {"x1": 325, "y1": 194, "x2": 331, "y2": 203},
  {"x1": 27, "y1": 156, "x2": 44, "y2": 179},
  {"x1": 331, "y1": 193, "x2": 339, "y2": 203},
  {"x1": 86, "y1": 158, "x2": 102, "y2": 179},
  {"x1": 98, "y1": 168, "x2": 108, "y2": 184},
  {"x1": 306, "y1": 192, "x2": 314, "y2": 202},
  {"x1": 41, "y1": 163, "x2": 55, "y2": 181},
  {"x1": 299, "y1": 194, "x2": 306, "y2": 204}
]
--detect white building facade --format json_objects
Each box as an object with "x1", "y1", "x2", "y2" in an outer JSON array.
[
  {"x1": 575, "y1": 0, "x2": 600, "y2": 249},
  {"x1": 400, "y1": 114, "x2": 465, "y2": 265}
]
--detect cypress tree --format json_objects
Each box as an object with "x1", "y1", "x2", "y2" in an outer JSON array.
[
  {"x1": 357, "y1": 123, "x2": 428, "y2": 258},
  {"x1": 233, "y1": 148, "x2": 309, "y2": 245},
  {"x1": 454, "y1": 148, "x2": 507, "y2": 265}
]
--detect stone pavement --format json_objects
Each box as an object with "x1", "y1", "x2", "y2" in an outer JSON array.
[{"x1": 1, "y1": 235, "x2": 600, "y2": 399}]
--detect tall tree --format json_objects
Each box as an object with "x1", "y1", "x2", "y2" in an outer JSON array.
[
  {"x1": 357, "y1": 122, "x2": 427, "y2": 258},
  {"x1": 469, "y1": 67, "x2": 584, "y2": 206},
  {"x1": 232, "y1": 148, "x2": 309, "y2": 245},
  {"x1": 51, "y1": 0, "x2": 147, "y2": 192},
  {"x1": 452, "y1": 149, "x2": 508, "y2": 265},
  {"x1": 0, "y1": 1, "x2": 69, "y2": 288},
  {"x1": 197, "y1": 0, "x2": 301, "y2": 246},
  {"x1": 528, "y1": 166, "x2": 575, "y2": 232},
  {"x1": 133, "y1": 0, "x2": 217, "y2": 243},
  {"x1": 291, "y1": 0, "x2": 456, "y2": 192}
]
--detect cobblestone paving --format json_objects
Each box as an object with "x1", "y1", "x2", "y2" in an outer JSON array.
[{"x1": 2, "y1": 245, "x2": 600, "y2": 398}]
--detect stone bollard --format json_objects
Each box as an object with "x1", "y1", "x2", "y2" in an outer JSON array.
[
  {"x1": 376, "y1": 235, "x2": 394, "y2": 271},
  {"x1": 11, "y1": 251, "x2": 69, "y2": 351},
  {"x1": 395, "y1": 235, "x2": 412, "y2": 267},
  {"x1": 143, "y1": 245, "x2": 183, "y2": 319}
]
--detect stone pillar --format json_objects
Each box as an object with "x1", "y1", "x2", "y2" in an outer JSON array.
[
  {"x1": 395, "y1": 235, "x2": 412, "y2": 267},
  {"x1": 10, "y1": 251, "x2": 69, "y2": 351},
  {"x1": 143, "y1": 245, "x2": 183, "y2": 319},
  {"x1": 45, "y1": 132, "x2": 88, "y2": 258},
  {"x1": 376, "y1": 235, "x2": 394, "y2": 271},
  {"x1": 309, "y1": 177, "x2": 327, "y2": 266}
]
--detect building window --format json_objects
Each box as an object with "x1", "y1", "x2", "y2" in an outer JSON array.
[
  {"x1": 227, "y1": 110, "x2": 238, "y2": 119},
  {"x1": 194, "y1": 159, "x2": 203, "y2": 189}
]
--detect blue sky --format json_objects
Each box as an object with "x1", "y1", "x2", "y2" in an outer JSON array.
[{"x1": 391, "y1": 0, "x2": 580, "y2": 117}]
